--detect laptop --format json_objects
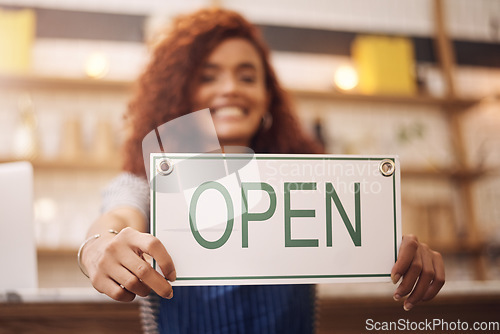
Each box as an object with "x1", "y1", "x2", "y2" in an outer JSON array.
[{"x1": 0, "y1": 161, "x2": 38, "y2": 289}]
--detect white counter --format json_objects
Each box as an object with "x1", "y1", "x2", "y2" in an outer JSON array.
[
  {"x1": 2, "y1": 280, "x2": 499, "y2": 304},
  {"x1": 0, "y1": 287, "x2": 116, "y2": 303},
  {"x1": 317, "y1": 279, "x2": 500, "y2": 299}
]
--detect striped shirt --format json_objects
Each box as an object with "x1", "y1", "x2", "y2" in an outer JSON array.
[{"x1": 101, "y1": 172, "x2": 316, "y2": 334}]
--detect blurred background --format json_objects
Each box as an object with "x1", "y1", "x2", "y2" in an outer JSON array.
[{"x1": 0, "y1": 0, "x2": 499, "y2": 332}]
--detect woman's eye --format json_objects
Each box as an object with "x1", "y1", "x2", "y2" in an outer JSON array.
[
  {"x1": 239, "y1": 74, "x2": 256, "y2": 83},
  {"x1": 200, "y1": 74, "x2": 216, "y2": 83}
]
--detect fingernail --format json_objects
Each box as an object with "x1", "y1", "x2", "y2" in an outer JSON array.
[
  {"x1": 167, "y1": 290, "x2": 173, "y2": 299},
  {"x1": 392, "y1": 273, "x2": 401, "y2": 284},
  {"x1": 393, "y1": 294, "x2": 401, "y2": 301},
  {"x1": 403, "y1": 302, "x2": 413, "y2": 311},
  {"x1": 169, "y1": 271, "x2": 177, "y2": 282}
]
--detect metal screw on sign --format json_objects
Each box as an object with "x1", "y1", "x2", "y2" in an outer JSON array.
[
  {"x1": 379, "y1": 159, "x2": 395, "y2": 177},
  {"x1": 157, "y1": 158, "x2": 174, "y2": 176}
]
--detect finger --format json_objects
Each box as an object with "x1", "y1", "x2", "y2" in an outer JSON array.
[
  {"x1": 404, "y1": 245, "x2": 435, "y2": 311},
  {"x1": 391, "y1": 234, "x2": 419, "y2": 284},
  {"x1": 394, "y1": 246, "x2": 423, "y2": 300},
  {"x1": 123, "y1": 229, "x2": 177, "y2": 282},
  {"x1": 422, "y1": 251, "x2": 445, "y2": 301},
  {"x1": 92, "y1": 274, "x2": 136, "y2": 302},
  {"x1": 109, "y1": 266, "x2": 152, "y2": 298},
  {"x1": 120, "y1": 251, "x2": 173, "y2": 299}
]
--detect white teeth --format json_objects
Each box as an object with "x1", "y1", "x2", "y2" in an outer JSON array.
[{"x1": 214, "y1": 106, "x2": 244, "y2": 117}]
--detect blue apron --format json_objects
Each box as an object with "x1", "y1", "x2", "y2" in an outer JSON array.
[{"x1": 157, "y1": 285, "x2": 316, "y2": 333}]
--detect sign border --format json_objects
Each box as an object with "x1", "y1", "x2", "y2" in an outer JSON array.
[{"x1": 151, "y1": 154, "x2": 400, "y2": 282}]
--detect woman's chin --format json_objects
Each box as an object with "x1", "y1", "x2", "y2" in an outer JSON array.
[{"x1": 217, "y1": 133, "x2": 252, "y2": 148}]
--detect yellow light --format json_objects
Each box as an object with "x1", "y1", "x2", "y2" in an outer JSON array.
[
  {"x1": 334, "y1": 64, "x2": 358, "y2": 91},
  {"x1": 34, "y1": 197, "x2": 58, "y2": 223},
  {"x1": 85, "y1": 52, "x2": 109, "y2": 79}
]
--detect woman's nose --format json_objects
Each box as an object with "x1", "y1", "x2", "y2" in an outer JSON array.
[{"x1": 219, "y1": 74, "x2": 239, "y2": 95}]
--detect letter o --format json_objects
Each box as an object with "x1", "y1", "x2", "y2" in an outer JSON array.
[{"x1": 189, "y1": 181, "x2": 234, "y2": 249}]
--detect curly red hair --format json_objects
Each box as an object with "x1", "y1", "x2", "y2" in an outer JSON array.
[{"x1": 122, "y1": 8, "x2": 322, "y2": 177}]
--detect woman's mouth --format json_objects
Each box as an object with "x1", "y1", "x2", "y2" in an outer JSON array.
[{"x1": 212, "y1": 106, "x2": 246, "y2": 119}]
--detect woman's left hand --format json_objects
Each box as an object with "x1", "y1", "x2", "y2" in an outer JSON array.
[{"x1": 391, "y1": 234, "x2": 445, "y2": 311}]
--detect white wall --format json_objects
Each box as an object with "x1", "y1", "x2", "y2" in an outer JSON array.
[{"x1": 2, "y1": 0, "x2": 499, "y2": 41}]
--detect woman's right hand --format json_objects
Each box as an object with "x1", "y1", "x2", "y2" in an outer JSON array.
[{"x1": 81, "y1": 226, "x2": 177, "y2": 302}]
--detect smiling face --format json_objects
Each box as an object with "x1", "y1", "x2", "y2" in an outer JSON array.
[{"x1": 191, "y1": 38, "x2": 269, "y2": 148}]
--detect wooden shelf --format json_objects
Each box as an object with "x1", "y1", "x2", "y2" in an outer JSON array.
[
  {"x1": 37, "y1": 240, "x2": 487, "y2": 258},
  {"x1": 435, "y1": 241, "x2": 486, "y2": 256},
  {"x1": 0, "y1": 157, "x2": 121, "y2": 171},
  {"x1": 38, "y1": 247, "x2": 78, "y2": 256},
  {"x1": 0, "y1": 73, "x2": 132, "y2": 91},
  {"x1": 402, "y1": 166, "x2": 499, "y2": 180},
  {"x1": 33, "y1": 159, "x2": 121, "y2": 171},
  {"x1": 4, "y1": 156, "x2": 497, "y2": 178},
  {"x1": 0, "y1": 74, "x2": 480, "y2": 110},
  {"x1": 291, "y1": 89, "x2": 480, "y2": 110}
]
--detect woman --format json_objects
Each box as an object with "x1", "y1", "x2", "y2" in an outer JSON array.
[{"x1": 80, "y1": 7, "x2": 445, "y2": 333}]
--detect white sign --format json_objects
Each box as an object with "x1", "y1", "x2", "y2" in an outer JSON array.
[{"x1": 151, "y1": 153, "x2": 401, "y2": 286}]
